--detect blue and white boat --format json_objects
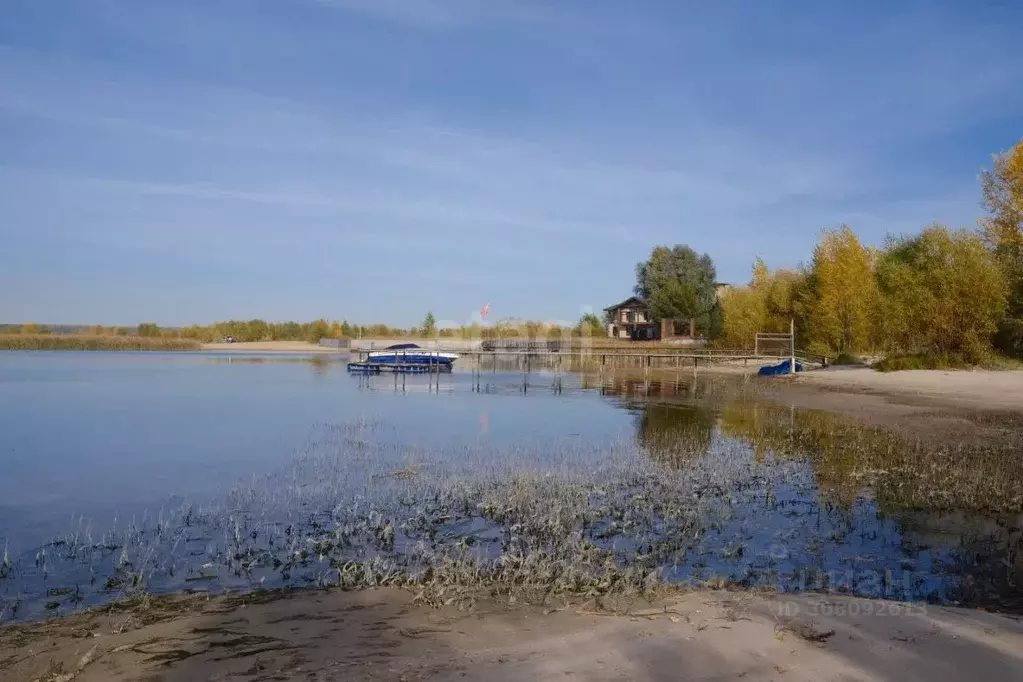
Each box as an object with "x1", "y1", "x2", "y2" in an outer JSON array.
[{"x1": 366, "y1": 343, "x2": 459, "y2": 366}]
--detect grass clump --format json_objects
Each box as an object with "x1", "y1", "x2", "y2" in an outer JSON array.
[
  {"x1": 873, "y1": 351, "x2": 1023, "y2": 372},
  {"x1": 873, "y1": 353, "x2": 973, "y2": 372},
  {"x1": 0, "y1": 334, "x2": 199, "y2": 351}
]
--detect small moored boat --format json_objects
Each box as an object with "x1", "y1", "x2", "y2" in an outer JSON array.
[{"x1": 366, "y1": 343, "x2": 459, "y2": 366}]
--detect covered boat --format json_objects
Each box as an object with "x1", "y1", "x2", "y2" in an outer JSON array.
[{"x1": 366, "y1": 343, "x2": 459, "y2": 365}]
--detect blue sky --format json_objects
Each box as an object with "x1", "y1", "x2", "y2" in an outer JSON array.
[{"x1": 1, "y1": 0, "x2": 1021, "y2": 327}]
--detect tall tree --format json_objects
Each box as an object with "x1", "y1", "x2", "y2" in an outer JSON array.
[
  {"x1": 802, "y1": 226, "x2": 877, "y2": 354},
  {"x1": 981, "y1": 139, "x2": 1023, "y2": 356},
  {"x1": 635, "y1": 245, "x2": 721, "y2": 337},
  {"x1": 719, "y1": 260, "x2": 806, "y2": 348},
  {"x1": 876, "y1": 225, "x2": 1006, "y2": 361},
  {"x1": 421, "y1": 312, "x2": 437, "y2": 338}
]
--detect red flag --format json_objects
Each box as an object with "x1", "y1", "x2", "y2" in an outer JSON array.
[{"x1": 480, "y1": 302, "x2": 490, "y2": 318}]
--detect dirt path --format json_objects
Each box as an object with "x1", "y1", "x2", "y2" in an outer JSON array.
[{"x1": 4, "y1": 588, "x2": 1023, "y2": 681}]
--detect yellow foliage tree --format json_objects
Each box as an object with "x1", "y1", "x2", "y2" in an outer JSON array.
[
  {"x1": 876, "y1": 225, "x2": 1006, "y2": 361},
  {"x1": 719, "y1": 285, "x2": 764, "y2": 349},
  {"x1": 719, "y1": 259, "x2": 805, "y2": 348},
  {"x1": 981, "y1": 139, "x2": 1023, "y2": 356},
  {"x1": 802, "y1": 226, "x2": 877, "y2": 354}
]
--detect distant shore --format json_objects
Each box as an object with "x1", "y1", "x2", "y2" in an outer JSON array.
[
  {"x1": 0, "y1": 333, "x2": 199, "y2": 351},
  {"x1": 201, "y1": 340, "x2": 343, "y2": 353}
]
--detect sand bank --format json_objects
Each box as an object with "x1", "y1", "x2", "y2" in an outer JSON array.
[{"x1": 4, "y1": 588, "x2": 1022, "y2": 681}]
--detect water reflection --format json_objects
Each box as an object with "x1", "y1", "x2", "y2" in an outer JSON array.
[
  {"x1": 622, "y1": 396, "x2": 1023, "y2": 612},
  {"x1": 634, "y1": 404, "x2": 714, "y2": 469}
]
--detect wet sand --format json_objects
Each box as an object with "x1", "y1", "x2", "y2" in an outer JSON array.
[
  {"x1": 4, "y1": 588, "x2": 1022, "y2": 681},
  {"x1": 766, "y1": 367, "x2": 1023, "y2": 446}
]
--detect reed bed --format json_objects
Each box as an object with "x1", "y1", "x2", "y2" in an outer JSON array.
[{"x1": 0, "y1": 334, "x2": 200, "y2": 351}]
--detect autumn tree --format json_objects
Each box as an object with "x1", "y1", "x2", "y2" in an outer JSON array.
[
  {"x1": 876, "y1": 225, "x2": 1006, "y2": 361},
  {"x1": 719, "y1": 259, "x2": 806, "y2": 348},
  {"x1": 802, "y1": 226, "x2": 877, "y2": 354},
  {"x1": 305, "y1": 319, "x2": 331, "y2": 344},
  {"x1": 635, "y1": 245, "x2": 721, "y2": 338},
  {"x1": 719, "y1": 285, "x2": 764, "y2": 349},
  {"x1": 981, "y1": 139, "x2": 1023, "y2": 356}
]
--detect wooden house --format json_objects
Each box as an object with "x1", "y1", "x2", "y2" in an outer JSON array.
[{"x1": 603, "y1": 296, "x2": 698, "y2": 341}]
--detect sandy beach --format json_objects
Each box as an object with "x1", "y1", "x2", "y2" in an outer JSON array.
[
  {"x1": 729, "y1": 366, "x2": 1022, "y2": 448},
  {"x1": 792, "y1": 367, "x2": 1023, "y2": 412},
  {"x1": 5, "y1": 587, "x2": 1023, "y2": 681}
]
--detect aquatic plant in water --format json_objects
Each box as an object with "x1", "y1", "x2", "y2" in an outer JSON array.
[{"x1": 3, "y1": 411, "x2": 1022, "y2": 622}]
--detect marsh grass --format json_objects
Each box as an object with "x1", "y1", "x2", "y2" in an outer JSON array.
[{"x1": 0, "y1": 334, "x2": 200, "y2": 351}]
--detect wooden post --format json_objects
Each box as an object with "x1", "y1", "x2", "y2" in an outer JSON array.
[{"x1": 790, "y1": 318, "x2": 796, "y2": 376}]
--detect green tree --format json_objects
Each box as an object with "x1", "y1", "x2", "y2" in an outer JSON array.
[
  {"x1": 137, "y1": 322, "x2": 161, "y2": 337},
  {"x1": 635, "y1": 245, "x2": 721, "y2": 338},
  {"x1": 876, "y1": 225, "x2": 1006, "y2": 362},
  {"x1": 576, "y1": 312, "x2": 604, "y2": 337},
  {"x1": 421, "y1": 312, "x2": 437, "y2": 338},
  {"x1": 802, "y1": 226, "x2": 877, "y2": 354},
  {"x1": 981, "y1": 139, "x2": 1023, "y2": 356}
]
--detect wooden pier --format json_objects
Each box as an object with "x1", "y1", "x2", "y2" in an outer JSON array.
[{"x1": 350, "y1": 347, "x2": 827, "y2": 369}]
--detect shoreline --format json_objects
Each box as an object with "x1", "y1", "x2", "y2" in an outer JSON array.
[
  {"x1": 766, "y1": 367, "x2": 1023, "y2": 447},
  {"x1": 4, "y1": 586, "x2": 1022, "y2": 681},
  {"x1": 200, "y1": 341, "x2": 344, "y2": 353}
]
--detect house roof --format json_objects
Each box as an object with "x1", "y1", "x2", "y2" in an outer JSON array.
[{"x1": 603, "y1": 295, "x2": 647, "y2": 312}]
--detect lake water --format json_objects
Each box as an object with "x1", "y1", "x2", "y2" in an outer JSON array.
[{"x1": 1, "y1": 351, "x2": 1021, "y2": 621}]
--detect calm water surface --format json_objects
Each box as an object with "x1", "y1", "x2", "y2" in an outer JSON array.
[{"x1": 1, "y1": 351, "x2": 1021, "y2": 621}]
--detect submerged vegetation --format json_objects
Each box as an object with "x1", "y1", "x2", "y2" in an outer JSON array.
[
  {"x1": 4, "y1": 399, "x2": 1023, "y2": 623},
  {"x1": 0, "y1": 334, "x2": 199, "y2": 351}
]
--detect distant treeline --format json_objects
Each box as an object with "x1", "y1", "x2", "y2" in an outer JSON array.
[
  {"x1": 0, "y1": 315, "x2": 608, "y2": 347},
  {"x1": 715, "y1": 138, "x2": 1023, "y2": 365},
  {"x1": 0, "y1": 334, "x2": 199, "y2": 351}
]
